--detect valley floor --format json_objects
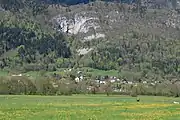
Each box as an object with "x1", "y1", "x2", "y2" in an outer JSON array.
[{"x1": 0, "y1": 95, "x2": 180, "y2": 120}]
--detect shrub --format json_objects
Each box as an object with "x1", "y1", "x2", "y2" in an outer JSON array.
[
  {"x1": 23, "y1": 64, "x2": 46, "y2": 71},
  {"x1": 56, "y1": 83, "x2": 72, "y2": 96},
  {"x1": 41, "y1": 78, "x2": 57, "y2": 95},
  {"x1": 0, "y1": 76, "x2": 10, "y2": 94},
  {"x1": 130, "y1": 86, "x2": 138, "y2": 97},
  {"x1": 0, "y1": 76, "x2": 37, "y2": 95}
]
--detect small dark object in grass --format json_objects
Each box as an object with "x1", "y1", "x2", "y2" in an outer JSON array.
[{"x1": 137, "y1": 97, "x2": 140, "y2": 102}]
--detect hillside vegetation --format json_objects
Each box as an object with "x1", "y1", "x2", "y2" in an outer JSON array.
[
  {"x1": 50, "y1": 1, "x2": 180, "y2": 80},
  {"x1": 0, "y1": 0, "x2": 180, "y2": 96},
  {"x1": 0, "y1": 0, "x2": 71, "y2": 72}
]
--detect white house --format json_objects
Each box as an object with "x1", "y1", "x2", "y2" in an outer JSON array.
[
  {"x1": 12, "y1": 74, "x2": 22, "y2": 77},
  {"x1": 128, "y1": 81, "x2": 133, "y2": 84},
  {"x1": 100, "y1": 81, "x2": 106, "y2": 84},
  {"x1": 95, "y1": 80, "x2": 100, "y2": 83},
  {"x1": 143, "y1": 81, "x2": 147, "y2": 84},
  {"x1": 75, "y1": 77, "x2": 80, "y2": 83},
  {"x1": 110, "y1": 79, "x2": 116, "y2": 83},
  {"x1": 80, "y1": 75, "x2": 83, "y2": 80}
]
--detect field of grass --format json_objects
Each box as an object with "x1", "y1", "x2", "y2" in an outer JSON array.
[
  {"x1": 0, "y1": 95, "x2": 180, "y2": 120},
  {"x1": 79, "y1": 67, "x2": 119, "y2": 77},
  {"x1": 0, "y1": 70, "x2": 8, "y2": 77}
]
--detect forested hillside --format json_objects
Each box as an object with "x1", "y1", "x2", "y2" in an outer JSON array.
[
  {"x1": 48, "y1": 1, "x2": 180, "y2": 81},
  {"x1": 0, "y1": 0, "x2": 180, "y2": 96},
  {"x1": 0, "y1": 0, "x2": 71, "y2": 72}
]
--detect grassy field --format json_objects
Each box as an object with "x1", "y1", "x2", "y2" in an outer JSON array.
[
  {"x1": 0, "y1": 70, "x2": 8, "y2": 77},
  {"x1": 0, "y1": 95, "x2": 180, "y2": 120}
]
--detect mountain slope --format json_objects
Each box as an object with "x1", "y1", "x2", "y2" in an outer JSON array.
[
  {"x1": 0, "y1": 0, "x2": 180, "y2": 82},
  {"x1": 0, "y1": 2, "x2": 72, "y2": 71},
  {"x1": 48, "y1": 1, "x2": 180, "y2": 81},
  {"x1": 51, "y1": 1, "x2": 180, "y2": 41}
]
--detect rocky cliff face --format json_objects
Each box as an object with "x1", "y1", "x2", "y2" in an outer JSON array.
[
  {"x1": 51, "y1": 10, "x2": 105, "y2": 41},
  {"x1": 0, "y1": 6, "x2": 4, "y2": 11},
  {"x1": 50, "y1": 1, "x2": 180, "y2": 43}
]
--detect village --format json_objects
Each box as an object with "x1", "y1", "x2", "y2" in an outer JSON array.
[
  {"x1": 8, "y1": 67, "x2": 180, "y2": 97},
  {"x1": 49, "y1": 68, "x2": 172, "y2": 94}
]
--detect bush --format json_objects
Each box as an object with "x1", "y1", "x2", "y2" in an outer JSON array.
[
  {"x1": 47, "y1": 64, "x2": 56, "y2": 71},
  {"x1": 0, "y1": 76, "x2": 10, "y2": 94},
  {"x1": 130, "y1": 86, "x2": 138, "y2": 97},
  {"x1": 56, "y1": 83, "x2": 73, "y2": 96},
  {"x1": 35, "y1": 77, "x2": 57, "y2": 95},
  {"x1": 170, "y1": 84, "x2": 180, "y2": 97},
  {"x1": 23, "y1": 64, "x2": 46, "y2": 71},
  {"x1": 0, "y1": 76, "x2": 37, "y2": 95},
  {"x1": 131, "y1": 92, "x2": 137, "y2": 97}
]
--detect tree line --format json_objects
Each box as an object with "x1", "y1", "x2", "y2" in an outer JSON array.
[{"x1": 0, "y1": 73, "x2": 180, "y2": 97}]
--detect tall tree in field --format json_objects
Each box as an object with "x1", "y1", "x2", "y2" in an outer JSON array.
[{"x1": 104, "y1": 81, "x2": 112, "y2": 96}]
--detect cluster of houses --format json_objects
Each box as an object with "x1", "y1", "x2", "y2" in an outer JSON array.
[
  {"x1": 10, "y1": 69, "x2": 177, "y2": 93},
  {"x1": 72, "y1": 70, "x2": 170, "y2": 93},
  {"x1": 68, "y1": 69, "x2": 164, "y2": 84}
]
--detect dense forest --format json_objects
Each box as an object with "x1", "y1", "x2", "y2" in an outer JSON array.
[
  {"x1": 1, "y1": 0, "x2": 175, "y2": 6},
  {"x1": 0, "y1": 0, "x2": 72, "y2": 71},
  {"x1": 0, "y1": 0, "x2": 180, "y2": 96},
  {"x1": 38, "y1": 0, "x2": 133, "y2": 5}
]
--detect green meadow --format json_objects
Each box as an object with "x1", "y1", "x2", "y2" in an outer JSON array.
[{"x1": 0, "y1": 95, "x2": 180, "y2": 120}]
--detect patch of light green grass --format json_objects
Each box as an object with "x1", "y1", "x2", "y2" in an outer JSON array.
[
  {"x1": 0, "y1": 95, "x2": 180, "y2": 120},
  {"x1": 81, "y1": 67, "x2": 119, "y2": 77},
  {"x1": 0, "y1": 70, "x2": 8, "y2": 76}
]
